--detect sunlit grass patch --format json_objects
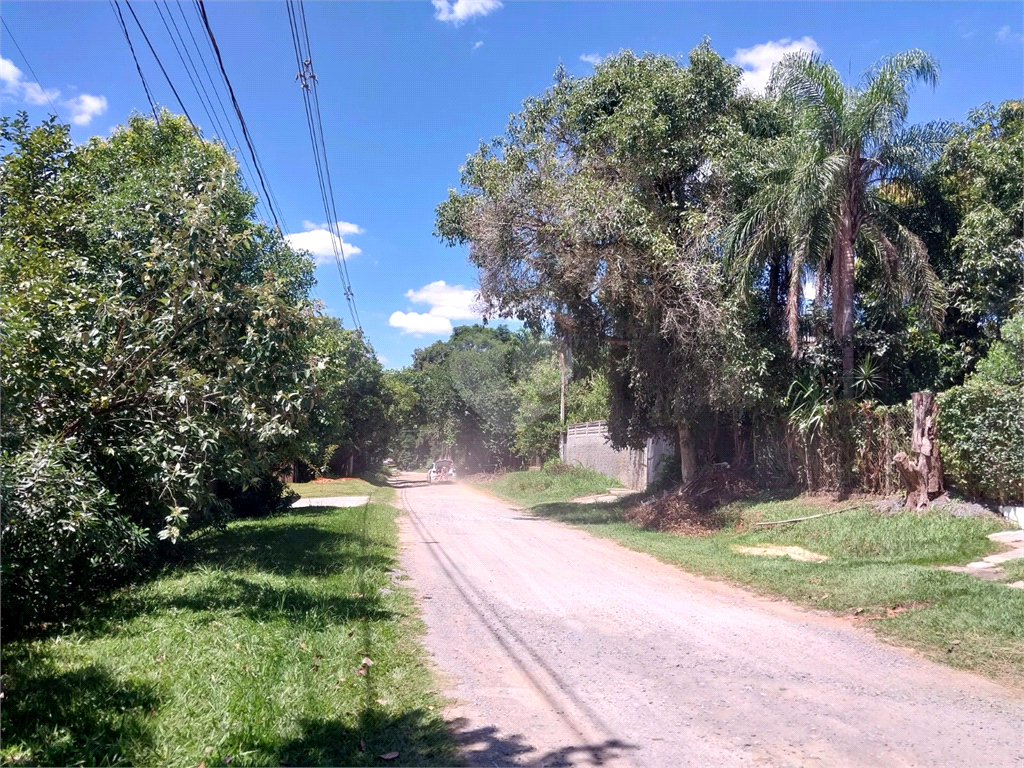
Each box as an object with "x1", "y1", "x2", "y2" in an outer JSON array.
[
  {"x1": 288, "y1": 475, "x2": 394, "y2": 502},
  {"x1": 0, "y1": 503, "x2": 457, "y2": 768},
  {"x1": 480, "y1": 466, "x2": 619, "y2": 508}
]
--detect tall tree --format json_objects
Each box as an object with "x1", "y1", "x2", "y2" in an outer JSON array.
[
  {"x1": 728, "y1": 50, "x2": 948, "y2": 395},
  {"x1": 437, "y1": 45, "x2": 765, "y2": 481}
]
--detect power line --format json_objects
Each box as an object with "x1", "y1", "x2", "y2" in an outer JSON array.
[
  {"x1": 286, "y1": 0, "x2": 361, "y2": 330},
  {"x1": 1, "y1": 18, "x2": 65, "y2": 122},
  {"x1": 174, "y1": 0, "x2": 276, "y2": 228},
  {"x1": 154, "y1": 0, "x2": 225, "y2": 139},
  {"x1": 195, "y1": 0, "x2": 284, "y2": 234},
  {"x1": 122, "y1": 0, "x2": 198, "y2": 130},
  {"x1": 109, "y1": 0, "x2": 159, "y2": 122},
  {"x1": 108, "y1": 0, "x2": 285, "y2": 233}
]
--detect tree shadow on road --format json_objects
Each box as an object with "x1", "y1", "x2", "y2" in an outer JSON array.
[
  {"x1": 530, "y1": 501, "x2": 629, "y2": 525},
  {"x1": 388, "y1": 476, "x2": 430, "y2": 490},
  {"x1": 452, "y1": 718, "x2": 638, "y2": 767}
]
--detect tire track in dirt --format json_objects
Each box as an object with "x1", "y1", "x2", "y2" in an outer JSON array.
[{"x1": 396, "y1": 475, "x2": 1023, "y2": 767}]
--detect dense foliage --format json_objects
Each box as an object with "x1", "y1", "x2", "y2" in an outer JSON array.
[
  {"x1": 0, "y1": 113, "x2": 393, "y2": 629},
  {"x1": 436, "y1": 44, "x2": 1022, "y2": 500},
  {"x1": 938, "y1": 312, "x2": 1024, "y2": 504}
]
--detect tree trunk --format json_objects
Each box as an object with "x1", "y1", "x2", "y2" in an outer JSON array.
[
  {"x1": 767, "y1": 254, "x2": 781, "y2": 332},
  {"x1": 678, "y1": 422, "x2": 697, "y2": 485},
  {"x1": 894, "y1": 391, "x2": 944, "y2": 509},
  {"x1": 786, "y1": 265, "x2": 801, "y2": 357},
  {"x1": 833, "y1": 209, "x2": 856, "y2": 398}
]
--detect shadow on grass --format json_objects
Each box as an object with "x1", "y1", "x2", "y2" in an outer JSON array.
[
  {"x1": 0, "y1": 649, "x2": 159, "y2": 767},
  {"x1": 277, "y1": 710, "x2": 460, "y2": 767},
  {"x1": 530, "y1": 501, "x2": 629, "y2": 525},
  {"x1": 276, "y1": 712, "x2": 637, "y2": 768},
  {"x1": 161, "y1": 573, "x2": 393, "y2": 625},
  {"x1": 197, "y1": 522, "x2": 394, "y2": 576}
]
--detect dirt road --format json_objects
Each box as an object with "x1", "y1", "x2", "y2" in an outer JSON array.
[{"x1": 395, "y1": 475, "x2": 1022, "y2": 767}]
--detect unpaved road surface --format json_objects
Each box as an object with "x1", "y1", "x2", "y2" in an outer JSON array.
[{"x1": 395, "y1": 475, "x2": 1022, "y2": 767}]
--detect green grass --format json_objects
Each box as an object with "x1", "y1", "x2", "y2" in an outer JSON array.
[
  {"x1": 0, "y1": 499, "x2": 458, "y2": 768},
  {"x1": 998, "y1": 557, "x2": 1024, "y2": 583},
  {"x1": 483, "y1": 471, "x2": 1023, "y2": 683},
  {"x1": 479, "y1": 466, "x2": 619, "y2": 507},
  {"x1": 288, "y1": 476, "x2": 393, "y2": 502}
]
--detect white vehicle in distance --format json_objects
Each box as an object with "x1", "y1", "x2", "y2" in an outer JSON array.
[{"x1": 427, "y1": 459, "x2": 456, "y2": 484}]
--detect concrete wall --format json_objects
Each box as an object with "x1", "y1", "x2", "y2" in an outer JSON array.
[{"x1": 561, "y1": 421, "x2": 675, "y2": 491}]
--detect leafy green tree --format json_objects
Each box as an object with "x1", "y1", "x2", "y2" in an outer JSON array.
[
  {"x1": 437, "y1": 45, "x2": 767, "y2": 480},
  {"x1": 2, "y1": 112, "x2": 316, "y2": 551},
  {"x1": 301, "y1": 317, "x2": 392, "y2": 475},
  {"x1": 728, "y1": 50, "x2": 948, "y2": 395},
  {"x1": 393, "y1": 325, "x2": 549, "y2": 471},
  {"x1": 935, "y1": 101, "x2": 1023, "y2": 339}
]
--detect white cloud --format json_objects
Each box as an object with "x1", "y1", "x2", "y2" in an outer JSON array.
[
  {"x1": 472, "y1": 40, "x2": 484, "y2": 50},
  {"x1": 0, "y1": 56, "x2": 60, "y2": 107},
  {"x1": 405, "y1": 280, "x2": 481, "y2": 320},
  {"x1": 996, "y1": 26, "x2": 1023, "y2": 42},
  {"x1": 731, "y1": 36, "x2": 821, "y2": 94},
  {"x1": 285, "y1": 220, "x2": 364, "y2": 265},
  {"x1": 389, "y1": 280, "x2": 488, "y2": 336},
  {"x1": 580, "y1": 53, "x2": 603, "y2": 66},
  {"x1": 389, "y1": 311, "x2": 453, "y2": 336},
  {"x1": 1, "y1": 57, "x2": 108, "y2": 124},
  {"x1": 65, "y1": 94, "x2": 108, "y2": 125},
  {"x1": 0, "y1": 57, "x2": 21, "y2": 87},
  {"x1": 432, "y1": 0, "x2": 502, "y2": 25}
]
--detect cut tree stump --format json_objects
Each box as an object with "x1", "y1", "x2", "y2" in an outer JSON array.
[{"x1": 893, "y1": 391, "x2": 944, "y2": 510}]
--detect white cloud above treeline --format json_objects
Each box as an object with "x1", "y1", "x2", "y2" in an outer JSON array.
[
  {"x1": 389, "y1": 280, "x2": 483, "y2": 336},
  {"x1": 284, "y1": 220, "x2": 364, "y2": 265},
  {"x1": 0, "y1": 56, "x2": 108, "y2": 125},
  {"x1": 731, "y1": 37, "x2": 821, "y2": 94},
  {"x1": 432, "y1": 0, "x2": 502, "y2": 25},
  {"x1": 580, "y1": 53, "x2": 603, "y2": 66}
]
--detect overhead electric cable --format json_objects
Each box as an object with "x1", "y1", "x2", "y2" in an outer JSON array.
[
  {"x1": 122, "y1": 0, "x2": 197, "y2": 130},
  {"x1": 195, "y1": 0, "x2": 285, "y2": 234},
  {"x1": 1, "y1": 18, "x2": 65, "y2": 122},
  {"x1": 173, "y1": 0, "x2": 276, "y2": 227},
  {"x1": 286, "y1": 0, "x2": 361, "y2": 330},
  {"x1": 153, "y1": 0, "x2": 226, "y2": 139},
  {"x1": 109, "y1": 0, "x2": 159, "y2": 122}
]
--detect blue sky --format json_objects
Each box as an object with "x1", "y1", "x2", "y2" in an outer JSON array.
[{"x1": 2, "y1": 1, "x2": 1021, "y2": 367}]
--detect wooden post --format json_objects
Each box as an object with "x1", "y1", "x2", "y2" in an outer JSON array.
[{"x1": 893, "y1": 391, "x2": 943, "y2": 510}]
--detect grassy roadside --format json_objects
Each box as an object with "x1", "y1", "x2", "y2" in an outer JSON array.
[
  {"x1": 479, "y1": 469, "x2": 1024, "y2": 684},
  {"x1": 0, "y1": 479, "x2": 458, "y2": 768},
  {"x1": 288, "y1": 476, "x2": 396, "y2": 502},
  {"x1": 481, "y1": 467, "x2": 620, "y2": 507}
]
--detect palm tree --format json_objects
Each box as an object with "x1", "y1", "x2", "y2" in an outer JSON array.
[{"x1": 727, "y1": 50, "x2": 948, "y2": 396}]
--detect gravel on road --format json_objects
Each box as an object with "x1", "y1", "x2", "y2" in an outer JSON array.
[{"x1": 395, "y1": 474, "x2": 1022, "y2": 768}]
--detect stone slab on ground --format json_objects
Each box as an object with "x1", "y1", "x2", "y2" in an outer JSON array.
[
  {"x1": 291, "y1": 495, "x2": 369, "y2": 508},
  {"x1": 988, "y1": 529, "x2": 1024, "y2": 543},
  {"x1": 571, "y1": 493, "x2": 622, "y2": 504},
  {"x1": 982, "y1": 549, "x2": 1024, "y2": 565},
  {"x1": 942, "y1": 564, "x2": 1005, "y2": 581},
  {"x1": 733, "y1": 545, "x2": 828, "y2": 562}
]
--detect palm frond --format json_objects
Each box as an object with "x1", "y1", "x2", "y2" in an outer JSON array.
[
  {"x1": 888, "y1": 219, "x2": 947, "y2": 331},
  {"x1": 873, "y1": 121, "x2": 954, "y2": 184},
  {"x1": 767, "y1": 52, "x2": 845, "y2": 143}
]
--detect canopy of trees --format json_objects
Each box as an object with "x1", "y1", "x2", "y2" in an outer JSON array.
[
  {"x1": 435, "y1": 44, "x2": 1022, "y2": 484},
  {"x1": 389, "y1": 325, "x2": 609, "y2": 472}
]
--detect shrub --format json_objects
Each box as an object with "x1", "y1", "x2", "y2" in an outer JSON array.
[
  {"x1": 939, "y1": 380, "x2": 1024, "y2": 504},
  {"x1": 1, "y1": 440, "x2": 150, "y2": 632}
]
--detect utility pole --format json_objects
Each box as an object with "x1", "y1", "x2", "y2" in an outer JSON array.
[{"x1": 558, "y1": 333, "x2": 572, "y2": 460}]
